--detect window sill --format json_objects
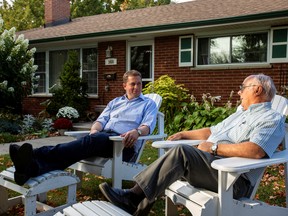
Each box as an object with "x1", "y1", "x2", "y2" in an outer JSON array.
[{"x1": 191, "y1": 63, "x2": 272, "y2": 70}]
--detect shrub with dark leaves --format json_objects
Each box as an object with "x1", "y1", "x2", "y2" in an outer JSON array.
[{"x1": 0, "y1": 119, "x2": 21, "y2": 134}]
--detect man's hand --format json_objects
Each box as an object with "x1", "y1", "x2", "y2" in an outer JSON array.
[
  {"x1": 167, "y1": 132, "x2": 183, "y2": 141},
  {"x1": 121, "y1": 129, "x2": 139, "y2": 148},
  {"x1": 197, "y1": 141, "x2": 214, "y2": 153}
]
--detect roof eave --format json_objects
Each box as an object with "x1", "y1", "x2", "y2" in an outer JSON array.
[{"x1": 29, "y1": 10, "x2": 288, "y2": 44}]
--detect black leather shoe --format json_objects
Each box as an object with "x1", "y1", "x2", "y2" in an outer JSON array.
[
  {"x1": 9, "y1": 144, "x2": 20, "y2": 163},
  {"x1": 12, "y1": 143, "x2": 34, "y2": 185},
  {"x1": 99, "y1": 182, "x2": 140, "y2": 214}
]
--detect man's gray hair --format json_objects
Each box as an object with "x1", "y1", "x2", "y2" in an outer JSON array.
[{"x1": 253, "y1": 74, "x2": 276, "y2": 101}]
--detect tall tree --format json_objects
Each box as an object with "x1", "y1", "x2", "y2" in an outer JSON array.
[
  {"x1": 0, "y1": 0, "x2": 44, "y2": 31},
  {"x1": 70, "y1": 0, "x2": 124, "y2": 18},
  {"x1": 1, "y1": 0, "x2": 171, "y2": 31},
  {"x1": 120, "y1": 0, "x2": 171, "y2": 11}
]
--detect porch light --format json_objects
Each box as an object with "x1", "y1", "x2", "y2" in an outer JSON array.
[{"x1": 106, "y1": 46, "x2": 113, "y2": 58}]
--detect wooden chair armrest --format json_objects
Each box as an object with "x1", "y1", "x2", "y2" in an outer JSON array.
[
  {"x1": 152, "y1": 140, "x2": 203, "y2": 149},
  {"x1": 211, "y1": 150, "x2": 288, "y2": 173},
  {"x1": 109, "y1": 134, "x2": 167, "y2": 141}
]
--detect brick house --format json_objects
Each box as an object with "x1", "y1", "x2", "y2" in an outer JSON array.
[{"x1": 20, "y1": 0, "x2": 288, "y2": 116}]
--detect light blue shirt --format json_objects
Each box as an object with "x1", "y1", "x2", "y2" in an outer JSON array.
[
  {"x1": 96, "y1": 93, "x2": 158, "y2": 152},
  {"x1": 208, "y1": 102, "x2": 285, "y2": 186}
]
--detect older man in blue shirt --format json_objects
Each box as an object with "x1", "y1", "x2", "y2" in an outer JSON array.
[
  {"x1": 99, "y1": 74, "x2": 286, "y2": 215},
  {"x1": 10, "y1": 70, "x2": 158, "y2": 186}
]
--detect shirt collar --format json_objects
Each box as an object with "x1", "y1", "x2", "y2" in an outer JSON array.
[
  {"x1": 246, "y1": 102, "x2": 272, "y2": 113},
  {"x1": 122, "y1": 93, "x2": 145, "y2": 101}
]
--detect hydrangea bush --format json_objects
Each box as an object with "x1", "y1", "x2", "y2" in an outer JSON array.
[
  {"x1": 56, "y1": 106, "x2": 79, "y2": 119},
  {"x1": 0, "y1": 16, "x2": 38, "y2": 113}
]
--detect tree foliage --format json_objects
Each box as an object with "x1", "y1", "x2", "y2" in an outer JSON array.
[
  {"x1": 0, "y1": 0, "x2": 44, "y2": 31},
  {"x1": 0, "y1": 0, "x2": 171, "y2": 30},
  {"x1": 0, "y1": 17, "x2": 38, "y2": 114},
  {"x1": 120, "y1": 0, "x2": 171, "y2": 11},
  {"x1": 70, "y1": 0, "x2": 123, "y2": 18}
]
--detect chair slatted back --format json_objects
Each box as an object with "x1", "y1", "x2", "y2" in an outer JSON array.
[
  {"x1": 249, "y1": 95, "x2": 288, "y2": 199},
  {"x1": 132, "y1": 93, "x2": 163, "y2": 163}
]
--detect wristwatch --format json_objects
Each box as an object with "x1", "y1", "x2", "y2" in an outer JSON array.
[
  {"x1": 136, "y1": 129, "x2": 142, "y2": 136},
  {"x1": 211, "y1": 143, "x2": 218, "y2": 155}
]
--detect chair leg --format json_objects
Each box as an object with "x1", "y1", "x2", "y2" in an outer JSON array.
[
  {"x1": 165, "y1": 196, "x2": 179, "y2": 216},
  {"x1": 67, "y1": 183, "x2": 77, "y2": 204},
  {"x1": 74, "y1": 170, "x2": 83, "y2": 188},
  {"x1": 37, "y1": 192, "x2": 47, "y2": 203},
  {"x1": 24, "y1": 195, "x2": 37, "y2": 216},
  {"x1": 0, "y1": 185, "x2": 9, "y2": 214}
]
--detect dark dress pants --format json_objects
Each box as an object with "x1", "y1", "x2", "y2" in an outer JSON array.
[
  {"x1": 134, "y1": 145, "x2": 251, "y2": 203},
  {"x1": 33, "y1": 131, "x2": 135, "y2": 175}
]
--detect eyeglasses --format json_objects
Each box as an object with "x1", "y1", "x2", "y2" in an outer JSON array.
[{"x1": 239, "y1": 84, "x2": 259, "y2": 92}]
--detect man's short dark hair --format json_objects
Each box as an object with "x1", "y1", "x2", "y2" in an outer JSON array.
[{"x1": 123, "y1": 70, "x2": 142, "y2": 83}]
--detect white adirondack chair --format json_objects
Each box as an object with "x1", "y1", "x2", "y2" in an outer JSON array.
[
  {"x1": 65, "y1": 93, "x2": 166, "y2": 188},
  {"x1": 152, "y1": 95, "x2": 288, "y2": 216}
]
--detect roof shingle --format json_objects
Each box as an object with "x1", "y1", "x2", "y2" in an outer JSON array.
[{"x1": 19, "y1": 0, "x2": 288, "y2": 42}]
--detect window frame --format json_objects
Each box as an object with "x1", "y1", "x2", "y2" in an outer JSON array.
[
  {"x1": 33, "y1": 52, "x2": 47, "y2": 95},
  {"x1": 127, "y1": 40, "x2": 155, "y2": 84},
  {"x1": 81, "y1": 47, "x2": 98, "y2": 96},
  {"x1": 32, "y1": 47, "x2": 98, "y2": 96},
  {"x1": 196, "y1": 31, "x2": 269, "y2": 67},
  {"x1": 270, "y1": 27, "x2": 288, "y2": 63},
  {"x1": 179, "y1": 35, "x2": 194, "y2": 67}
]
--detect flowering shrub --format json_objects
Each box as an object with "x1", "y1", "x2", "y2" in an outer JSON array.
[
  {"x1": 53, "y1": 118, "x2": 73, "y2": 130},
  {"x1": 0, "y1": 17, "x2": 38, "y2": 113},
  {"x1": 143, "y1": 75, "x2": 238, "y2": 135},
  {"x1": 56, "y1": 106, "x2": 79, "y2": 119}
]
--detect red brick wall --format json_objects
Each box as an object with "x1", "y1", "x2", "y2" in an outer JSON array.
[
  {"x1": 22, "y1": 37, "x2": 288, "y2": 116},
  {"x1": 88, "y1": 41, "x2": 127, "y2": 110},
  {"x1": 44, "y1": 0, "x2": 70, "y2": 25},
  {"x1": 22, "y1": 97, "x2": 51, "y2": 116}
]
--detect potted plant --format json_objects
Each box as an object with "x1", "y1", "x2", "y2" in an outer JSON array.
[
  {"x1": 53, "y1": 106, "x2": 79, "y2": 135},
  {"x1": 56, "y1": 106, "x2": 79, "y2": 120},
  {"x1": 53, "y1": 118, "x2": 73, "y2": 135}
]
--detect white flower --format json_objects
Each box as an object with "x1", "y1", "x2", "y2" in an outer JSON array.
[
  {"x1": 6, "y1": 56, "x2": 11, "y2": 61},
  {"x1": 56, "y1": 106, "x2": 79, "y2": 119},
  {"x1": 7, "y1": 87, "x2": 14, "y2": 92},
  {"x1": 0, "y1": 80, "x2": 8, "y2": 89}
]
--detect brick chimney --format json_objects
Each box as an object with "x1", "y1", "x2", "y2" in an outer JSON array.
[{"x1": 44, "y1": 0, "x2": 71, "y2": 27}]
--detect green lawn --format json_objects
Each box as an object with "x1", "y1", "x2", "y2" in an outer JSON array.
[{"x1": 0, "y1": 142, "x2": 286, "y2": 215}]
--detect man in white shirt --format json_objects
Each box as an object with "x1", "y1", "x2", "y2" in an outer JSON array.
[{"x1": 99, "y1": 74, "x2": 286, "y2": 215}]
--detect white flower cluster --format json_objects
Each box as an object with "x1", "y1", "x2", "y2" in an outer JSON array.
[
  {"x1": 0, "y1": 16, "x2": 38, "y2": 106},
  {"x1": 0, "y1": 80, "x2": 14, "y2": 92},
  {"x1": 56, "y1": 106, "x2": 79, "y2": 119},
  {"x1": 0, "y1": 80, "x2": 8, "y2": 89}
]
